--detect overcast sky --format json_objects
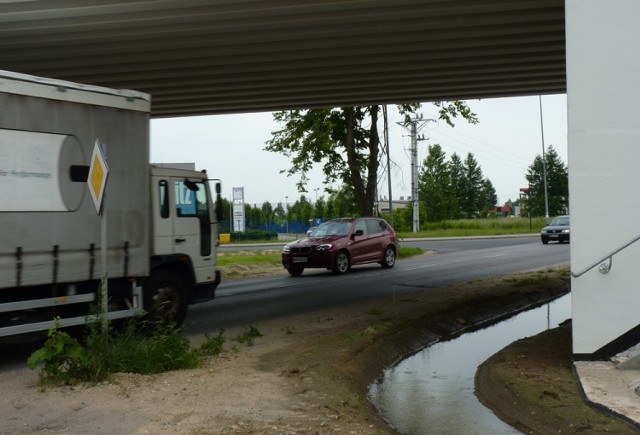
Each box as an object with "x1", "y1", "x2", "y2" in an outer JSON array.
[{"x1": 150, "y1": 94, "x2": 567, "y2": 207}]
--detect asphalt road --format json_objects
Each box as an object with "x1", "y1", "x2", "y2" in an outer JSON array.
[
  {"x1": 185, "y1": 235, "x2": 570, "y2": 336},
  {"x1": 0, "y1": 236, "x2": 570, "y2": 370}
]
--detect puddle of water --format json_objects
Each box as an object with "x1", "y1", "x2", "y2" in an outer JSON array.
[{"x1": 368, "y1": 294, "x2": 572, "y2": 434}]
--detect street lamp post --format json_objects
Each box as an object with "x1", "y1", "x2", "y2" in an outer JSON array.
[
  {"x1": 285, "y1": 195, "x2": 289, "y2": 233},
  {"x1": 539, "y1": 96, "x2": 550, "y2": 219}
]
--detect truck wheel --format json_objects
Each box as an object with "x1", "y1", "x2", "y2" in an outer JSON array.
[
  {"x1": 381, "y1": 246, "x2": 396, "y2": 269},
  {"x1": 332, "y1": 251, "x2": 350, "y2": 275},
  {"x1": 288, "y1": 267, "x2": 304, "y2": 276},
  {"x1": 144, "y1": 270, "x2": 188, "y2": 326}
]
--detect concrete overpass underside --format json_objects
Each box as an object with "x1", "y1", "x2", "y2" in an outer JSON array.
[{"x1": 0, "y1": 0, "x2": 565, "y2": 117}]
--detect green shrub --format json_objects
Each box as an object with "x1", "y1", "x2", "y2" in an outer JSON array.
[
  {"x1": 198, "y1": 329, "x2": 226, "y2": 357},
  {"x1": 106, "y1": 320, "x2": 200, "y2": 375},
  {"x1": 28, "y1": 317, "x2": 202, "y2": 387},
  {"x1": 233, "y1": 325, "x2": 263, "y2": 346},
  {"x1": 230, "y1": 230, "x2": 278, "y2": 242},
  {"x1": 27, "y1": 318, "x2": 89, "y2": 386}
]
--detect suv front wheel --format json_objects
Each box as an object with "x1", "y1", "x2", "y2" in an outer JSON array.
[
  {"x1": 332, "y1": 251, "x2": 350, "y2": 275},
  {"x1": 381, "y1": 246, "x2": 396, "y2": 268},
  {"x1": 288, "y1": 266, "x2": 304, "y2": 276}
]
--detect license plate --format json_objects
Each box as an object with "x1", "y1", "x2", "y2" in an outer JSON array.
[
  {"x1": 549, "y1": 234, "x2": 558, "y2": 239},
  {"x1": 292, "y1": 257, "x2": 307, "y2": 263}
]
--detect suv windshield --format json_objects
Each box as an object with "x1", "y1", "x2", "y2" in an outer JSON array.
[{"x1": 312, "y1": 221, "x2": 350, "y2": 237}]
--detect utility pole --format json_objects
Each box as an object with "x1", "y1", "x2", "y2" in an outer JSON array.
[
  {"x1": 398, "y1": 115, "x2": 434, "y2": 233},
  {"x1": 539, "y1": 96, "x2": 550, "y2": 219},
  {"x1": 383, "y1": 105, "x2": 393, "y2": 226}
]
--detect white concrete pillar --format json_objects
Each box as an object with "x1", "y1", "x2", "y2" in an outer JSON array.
[{"x1": 567, "y1": 0, "x2": 640, "y2": 356}]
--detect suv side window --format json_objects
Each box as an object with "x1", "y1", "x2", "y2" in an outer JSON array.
[
  {"x1": 354, "y1": 219, "x2": 367, "y2": 236},
  {"x1": 366, "y1": 219, "x2": 385, "y2": 235}
]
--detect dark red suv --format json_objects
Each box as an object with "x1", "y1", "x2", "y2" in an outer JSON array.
[{"x1": 281, "y1": 217, "x2": 398, "y2": 276}]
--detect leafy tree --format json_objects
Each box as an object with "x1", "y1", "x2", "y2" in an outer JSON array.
[
  {"x1": 261, "y1": 201, "x2": 273, "y2": 218},
  {"x1": 324, "y1": 196, "x2": 337, "y2": 220},
  {"x1": 273, "y1": 202, "x2": 285, "y2": 224},
  {"x1": 260, "y1": 201, "x2": 274, "y2": 228},
  {"x1": 419, "y1": 144, "x2": 453, "y2": 222},
  {"x1": 461, "y1": 153, "x2": 484, "y2": 218},
  {"x1": 326, "y1": 186, "x2": 358, "y2": 217},
  {"x1": 480, "y1": 178, "x2": 498, "y2": 215},
  {"x1": 265, "y1": 102, "x2": 477, "y2": 216},
  {"x1": 525, "y1": 145, "x2": 568, "y2": 216},
  {"x1": 448, "y1": 153, "x2": 466, "y2": 219},
  {"x1": 218, "y1": 197, "x2": 232, "y2": 232},
  {"x1": 288, "y1": 195, "x2": 314, "y2": 226},
  {"x1": 419, "y1": 149, "x2": 497, "y2": 221},
  {"x1": 244, "y1": 204, "x2": 265, "y2": 229},
  {"x1": 382, "y1": 205, "x2": 413, "y2": 232},
  {"x1": 313, "y1": 196, "x2": 326, "y2": 221}
]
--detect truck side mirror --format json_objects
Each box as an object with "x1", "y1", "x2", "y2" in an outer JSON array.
[
  {"x1": 184, "y1": 179, "x2": 199, "y2": 191},
  {"x1": 214, "y1": 182, "x2": 222, "y2": 222}
]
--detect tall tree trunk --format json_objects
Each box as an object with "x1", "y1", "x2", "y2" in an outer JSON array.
[
  {"x1": 343, "y1": 106, "x2": 380, "y2": 216},
  {"x1": 343, "y1": 107, "x2": 367, "y2": 215}
]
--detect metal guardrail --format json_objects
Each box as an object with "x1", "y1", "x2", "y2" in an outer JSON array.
[{"x1": 571, "y1": 233, "x2": 640, "y2": 278}]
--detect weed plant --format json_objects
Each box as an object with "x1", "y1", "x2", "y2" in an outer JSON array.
[
  {"x1": 27, "y1": 318, "x2": 89, "y2": 386},
  {"x1": 197, "y1": 329, "x2": 226, "y2": 357},
  {"x1": 233, "y1": 325, "x2": 263, "y2": 346}
]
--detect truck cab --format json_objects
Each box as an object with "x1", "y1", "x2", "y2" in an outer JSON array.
[{"x1": 147, "y1": 165, "x2": 221, "y2": 325}]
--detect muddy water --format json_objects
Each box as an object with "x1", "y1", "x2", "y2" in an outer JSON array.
[{"x1": 368, "y1": 294, "x2": 572, "y2": 434}]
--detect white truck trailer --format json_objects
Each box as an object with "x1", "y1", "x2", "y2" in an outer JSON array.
[{"x1": 0, "y1": 71, "x2": 222, "y2": 339}]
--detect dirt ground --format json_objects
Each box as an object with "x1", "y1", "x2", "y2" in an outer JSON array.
[{"x1": 0, "y1": 262, "x2": 633, "y2": 434}]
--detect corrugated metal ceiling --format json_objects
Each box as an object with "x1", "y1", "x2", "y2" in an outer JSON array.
[{"x1": 0, "y1": 0, "x2": 565, "y2": 117}]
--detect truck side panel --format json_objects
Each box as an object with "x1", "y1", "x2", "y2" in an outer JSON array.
[{"x1": 0, "y1": 83, "x2": 151, "y2": 288}]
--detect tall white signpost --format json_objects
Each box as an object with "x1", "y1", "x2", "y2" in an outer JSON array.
[
  {"x1": 87, "y1": 140, "x2": 109, "y2": 328},
  {"x1": 232, "y1": 187, "x2": 245, "y2": 232}
]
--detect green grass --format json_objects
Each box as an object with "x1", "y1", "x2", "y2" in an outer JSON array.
[
  {"x1": 217, "y1": 250, "x2": 281, "y2": 266},
  {"x1": 398, "y1": 247, "x2": 423, "y2": 258},
  {"x1": 397, "y1": 217, "x2": 547, "y2": 238}
]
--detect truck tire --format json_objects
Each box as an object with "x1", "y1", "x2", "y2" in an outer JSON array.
[{"x1": 144, "y1": 270, "x2": 188, "y2": 326}]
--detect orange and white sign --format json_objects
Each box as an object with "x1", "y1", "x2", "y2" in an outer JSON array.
[{"x1": 87, "y1": 139, "x2": 109, "y2": 214}]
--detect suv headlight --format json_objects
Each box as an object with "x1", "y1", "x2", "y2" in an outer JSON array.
[
  {"x1": 315, "y1": 244, "x2": 332, "y2": 251},
  {"x1": 282, "y1": 245, "x2": 291, "y2": 253}
]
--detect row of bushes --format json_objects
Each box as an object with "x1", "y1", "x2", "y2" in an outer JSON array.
[{"x1": 223, "y1": 229, "x2": 279, "y2": 242}]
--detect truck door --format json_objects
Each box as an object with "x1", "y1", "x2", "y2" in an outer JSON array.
[{"x1": 171, "y1": 178, "x2": 215, "y2": 283}]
